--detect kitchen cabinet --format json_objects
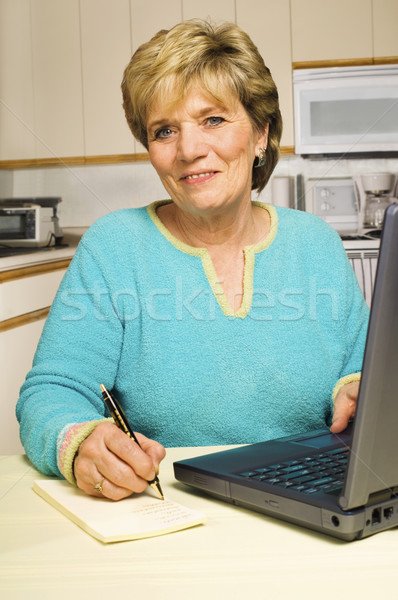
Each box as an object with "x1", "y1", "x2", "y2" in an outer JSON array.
[
  {"x1": 1, "y1": 0, "x2": 397, "y2": 165},
  {"x1": 236, "y1": 0, "x2": 294, "y2": 149},
  {"x1": 0, "y1": 0, "x2": 36, "y2": 161},
  {"x1": 373, "y1": 0, "x2": 398, "y2": 58},
  {"x1": 31, "y1": 0, "x2": 84, "y2": 159},
  {"x1": 0, "y1": 262, "x2": 68, "y2": 454},
  {"x1": 0, "y1": 0, "x2": 84, "y2": 161},
  {"x1": 182, "y1": 0, "x2": 235, "y2": 22},
  {"x1": 291, "y1": 0, "x2": 373, "y2": 63},
  {"x1": 0, "y1": 269, "x2": 66, "y2": 322},
  {"x1": 80, "y1": 0, "x2": 134, "y2": 156},
  {"x1": 130, "y1": 0, "x2": 182, "y2": 51},
  {"x1": 0, "y1": 320, "x2": 45, "y2": 454}
]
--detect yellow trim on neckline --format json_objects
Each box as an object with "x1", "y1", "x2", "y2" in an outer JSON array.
[{"x1": 147, "y1": 200, "x2": 278, "y2": 318}]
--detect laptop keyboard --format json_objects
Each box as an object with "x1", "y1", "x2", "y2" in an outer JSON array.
[{"x1": 239, "y1": 446, "x2": 349, "y2": 495}]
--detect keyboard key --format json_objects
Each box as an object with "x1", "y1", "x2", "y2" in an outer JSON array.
[
  {"x1": 329, "y1": 447, "x2": 349, "y2": 455},
  {"x1": 278, "y1": 481, "x2": 295, "y2": 488},
  {"x1": 238, "y1": 445, "x2": 350, "y2": 496},
  {"x1": 280, "y1": 464, "x2": 306, "y2": 473},
  {"x1": 319, "y1": 482, "x2": 343, "y2": 492},
  {"x1": 280, "y1": 469, "x2": 314, "y2": 480},
  {"x1": 290, "y1": 474, "x2": 318, "y2": 485},
  {"x1": 310, "y1": 476, "x2": 336, "y2": 487}
]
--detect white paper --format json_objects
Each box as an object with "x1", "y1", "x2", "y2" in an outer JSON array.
[{"x1": 33, "y1": 479, "x2": 206, "y2": 543}]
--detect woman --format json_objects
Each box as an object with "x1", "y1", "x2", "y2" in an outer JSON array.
[{"x1": 17, "y1": 20, "x2": 368, "y2": 501}]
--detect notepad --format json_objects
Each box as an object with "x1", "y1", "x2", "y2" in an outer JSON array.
[{"x1": 33, "y1": 479, "x2": 206, "y2": 543}]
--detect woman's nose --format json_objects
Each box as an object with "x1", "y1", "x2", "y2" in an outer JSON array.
[{"x1": 176, "y1": 126, "x2": 208, "y2": 162}]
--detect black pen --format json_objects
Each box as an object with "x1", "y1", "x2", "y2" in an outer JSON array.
[{"x1": 100, "y1": 384, "x2": 164, "y2": 500}]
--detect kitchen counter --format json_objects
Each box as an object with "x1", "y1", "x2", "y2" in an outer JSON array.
[
  {"x1": 0, "y1": 227, "x2": 86, "y2": 273},
  {"x1": 2, "y1": 449, "x2": 398, "y2": 599},
  {"x1": 0, "y1": 228, "x2": 87, "y2": 455}
]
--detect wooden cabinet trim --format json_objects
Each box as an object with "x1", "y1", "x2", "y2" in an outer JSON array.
[
  {"x1": 280, "y1": 146, "x2": 295, "y2": 156},
  {"x1": 0, "y1": 147, "x2": 296, "y2": 170},
  {"x1": 0, "y1": 153, "x2": 148, "y2": 169},
  {"x1": 373, "y1": 56, "x2": 398, "y2": 65},
  {"x1": 0, "y1": 307, "x2": 50, "y2": 332},
  {"x1": 293, "y1": 56, "x2": 398, "y2": 69},
  {"x1": 0, "y1": 260, "x2": 71, "y2": 283}
]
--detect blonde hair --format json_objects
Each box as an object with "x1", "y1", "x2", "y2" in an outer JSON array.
[{"x1": 121, "y1": 20, "x2": 282, "y2": 191}]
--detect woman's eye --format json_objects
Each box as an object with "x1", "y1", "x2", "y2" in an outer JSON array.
[
  {"x1": 155, "y1": 127, "x2": 173, "y2": 140},
  {"x1": 207, "y1": 116, "x2": 225, "y2": 126}
]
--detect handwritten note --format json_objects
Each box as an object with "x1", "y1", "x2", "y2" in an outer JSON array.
[{"x1": 33, "y1": 479, "x2": 205, "y2": 543}]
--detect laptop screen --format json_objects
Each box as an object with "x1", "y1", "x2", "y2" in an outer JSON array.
[{"x1": 340, "y1": 203, "x2": 398, "y2": 510}]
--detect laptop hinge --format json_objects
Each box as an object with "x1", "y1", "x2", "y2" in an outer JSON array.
[{"x1": 365, "y1": 487, "x2": 398, "y2": 507}]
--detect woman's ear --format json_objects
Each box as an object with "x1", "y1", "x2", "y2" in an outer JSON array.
[{"x1": 257, "y1": 123, "x2": 269, "y2": 152}]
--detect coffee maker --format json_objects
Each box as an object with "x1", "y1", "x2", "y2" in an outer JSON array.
[{"x1": 354, "y1": 173, "x2": 398, "y2": 231}]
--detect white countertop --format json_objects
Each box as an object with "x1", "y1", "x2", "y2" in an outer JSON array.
[
  {"x1": 0, "y1": 227, "x2": 86, "y2": 272},
  {"x1": 2, "y1": 448, "x2": 398, "y2": 600}
]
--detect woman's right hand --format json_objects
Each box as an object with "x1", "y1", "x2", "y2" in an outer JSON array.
[{"x1": 73, "y1": 422, "x2": 166, "y2": 500}]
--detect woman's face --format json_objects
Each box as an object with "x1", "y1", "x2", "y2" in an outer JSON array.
[{"x1": 146, "y1": 85, "x2": 267, "y2": 220}]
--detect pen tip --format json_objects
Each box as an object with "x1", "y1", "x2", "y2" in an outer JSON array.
[
  {"x1": 100, "y1": 383, "x2": 106, "y2": 393},
  {"x1": 151, "y1": 481, "x2": 164, "y2": 500}
]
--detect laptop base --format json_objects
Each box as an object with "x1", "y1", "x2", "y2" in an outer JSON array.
[{"x1": 174, "y1": 442, "x2": 398, "y2": 541}]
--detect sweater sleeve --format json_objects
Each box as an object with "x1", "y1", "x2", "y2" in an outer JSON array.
[{"x1": 16, "y1": 231, "x2": 125, "y2": 478}]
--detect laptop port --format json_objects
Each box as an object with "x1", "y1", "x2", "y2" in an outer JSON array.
[
  {"x1": 331, "y1": 516, "x2": 340, "y2": 527},
  {"x1": 371, "y1": 508, "x2": 381, "y2": 525},
  {"x1": 383, "y1": 507, "x2": 393, "y2": 520}
]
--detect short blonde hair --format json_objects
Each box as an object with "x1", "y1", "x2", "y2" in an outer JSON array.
[{"x1": 121, "y1": 20, "x2": 282, "y2": 191}]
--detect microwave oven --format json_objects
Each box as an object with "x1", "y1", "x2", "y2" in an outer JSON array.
[
  {"x1": 0, "y1": 203, "x2": 55, "y2": 247},
  {"x1": 293, "y1": 64, "x2": 398, "y2": 156}
]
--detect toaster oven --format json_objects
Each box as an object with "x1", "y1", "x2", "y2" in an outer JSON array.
[
  {"x1": 0, "y1": 203, "x2": 55, "y2": 247},
  {"x1": 305, "y1": 177, "x2": 360, "y2": 234}
]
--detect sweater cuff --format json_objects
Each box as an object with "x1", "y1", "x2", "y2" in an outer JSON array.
[
  {"x1": 57, "y1": 418, "x2": 112, "y2": 485},
  {"x1": 332, "y1": 373, "x2": 361, "y2": 404}
]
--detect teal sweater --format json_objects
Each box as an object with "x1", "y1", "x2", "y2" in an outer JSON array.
[{"x1": 16, "y1": 202, "x2": 369, "y2": 482}]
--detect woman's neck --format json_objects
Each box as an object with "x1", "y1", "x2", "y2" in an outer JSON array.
[{"x1": 157, "y1": 201, "x2": 270, "y2": 252}]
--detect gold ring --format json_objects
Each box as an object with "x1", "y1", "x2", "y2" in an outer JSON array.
[{"x1": 93, "y1": 477, "x2": 105, "y2": 495}]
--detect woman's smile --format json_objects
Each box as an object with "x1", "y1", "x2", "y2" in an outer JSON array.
[{"x1": 180, "y1": 171, "x2": 219, "y2": 184}]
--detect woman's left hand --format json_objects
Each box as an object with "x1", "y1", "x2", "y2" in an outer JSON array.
[{"x1": 330, "y1": 381, "x2": 360, "y2": 433}]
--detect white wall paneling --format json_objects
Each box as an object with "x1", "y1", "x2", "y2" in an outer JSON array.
[
  {"x1": 182, "y1": 0, "x2": 236, "y2": 23},
  {"x1": 0, "y1": 0, "x2": 36, "y2": 160},
  {"x1": 80, "y1": 0, "x2": 134, "y2": 156},
  {"x1": 291, "y1": 0, "x2": 373, "y2": 62},
  {"x1": 30, "y1": 0, "x2": 85, "y2": 158},
  {"x1": 372, "y1": 0, "x2": 398, "y2": 58}
]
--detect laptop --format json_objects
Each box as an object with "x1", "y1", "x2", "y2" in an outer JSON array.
[{"x1": 174, "y1": 203, "x2": 398, "y2": 541}]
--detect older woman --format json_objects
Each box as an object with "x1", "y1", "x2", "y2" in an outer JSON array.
[{"x1": 17, "y1": 20, "x2": 368, "y2": 501}]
